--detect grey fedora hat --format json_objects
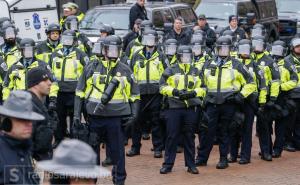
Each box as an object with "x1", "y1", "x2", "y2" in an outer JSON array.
[
  {"x1": 0, "y1": 90, "x2": 44, "y2": 121},
  {"x1": 37, "y1": 139, "x2": 111, "y2": 179}
]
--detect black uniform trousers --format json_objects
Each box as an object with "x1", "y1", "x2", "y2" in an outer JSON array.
[
  {"x1": 89, "y1": 116, "x2": 126, "y2": 184},
  {"x1": 230, "y1": 102, "x2": 255, "y2": 161},
  {"x1": 197, "y1": 103, "x2": 236, "y2": 163},
  {"x1": 286, "y1": 98, "x2": 300, "y2": 149},
  {"x1": 55, "y1": 92, "x2": 75, "y2": 143},
  {"x1": 162, "y1": 107, "x2": 199, "y2": 169},
  {"x1": 131, "y1": 94, "x2": 164, "y2": 152}
]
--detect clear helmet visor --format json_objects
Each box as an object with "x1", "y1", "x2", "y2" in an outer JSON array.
[
  {"x1": 61, "y1": 35, "x2": 74, "y2": 46},
  {"x1": 180, "y1": 53, "x2": 192, "y2": 64},
  {"x1": 216, "y1": 45, "x2": 230, "y2": 57},
  {"x1": 158, "y1": 35, "x2": 163, "y2": 44},
  {"x1": 141, "y1": 35, "x2": 156, "y2": 46},
  {"x1": 291, "y1": 38, "x2": 300, "y2": 48},
  {"x1": 191, "y1": 34, "x2": 203, "y2": 41},
  {"x1": 23, "y1": 46, "x2": 34, "y2": 58},
  {"x1": 192, "y1": 45, "x2": 203, "y2": 56},
  {"x1": 92, "y1": 42, "x2": 102, "y2": 55},
  {"x1": 271, "y1": 45, "x2": 285, "y2": 57},
  {"x1": 69, "y1": 20, "x2": 78, "y2": 31},
  {"x1": 5, "y1": 27, "x2": 16, "y2": 39},
  {"x1": 252, "y1": 40, "x2": 264, "y2": 52},
  {"x1": 165, "y1": 44, "x2": 177, "y2": 55},
  {"x1": 106, "y1": 45, "x2": 120, "y2": 58},
  {"x1": 251, "y1": 28, "x2": 263, "y2": 37},
  {"x1": 238, "y1": 44, "x2": 251, "y2": 56}
]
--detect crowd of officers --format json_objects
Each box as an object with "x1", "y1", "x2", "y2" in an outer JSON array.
[{"x1": 0, "y1": 6, "x2": 300, "y2": 184}]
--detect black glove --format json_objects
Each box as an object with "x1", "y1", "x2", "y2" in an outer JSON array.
[
  {"x1": 72, "y1": 117, "x2": 89, "y2": 143},
  {"x1": 48, "y1": 110, "x2": 59, "y2": 131},
  {"x1": 48, "y1": 97, "x2": 57, "y2": 111},
  {"x1": 172, "y1": 89, "x2": 181, "y2": 97},
  {"x1": 179, "y1": 90, "x2": 197, "y2": 100},
  {"x1": 122, "y1": 100, "x2": 140, "y2": 134},
  {"x1": 234, "y1": 93, "x2": 244, "y2": 105},
  {"x1": 266, "y1": 96, "x2": 277, "y2": 108}
]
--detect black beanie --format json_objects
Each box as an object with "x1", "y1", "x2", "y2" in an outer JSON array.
[
  {"x1": 229, "y1": 15, "x2": 238, "y2": 23},
  {"x1": 27, "y1": 67, "x2": 50, "y2": 88}
]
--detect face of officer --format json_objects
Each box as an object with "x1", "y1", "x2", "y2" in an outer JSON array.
[
  {"x1": 137, "y1": 0, "x2": 145, "y2": 7},
  {"x1": 8, "y1": 118, "x2": 33, "y2": 140},
  {"x1": 198, "y1": 19, "x2": 206, "y2": 29},
  {"x1": 230, "y1": 19, "x2": 238, "y2": 29},
  {"x1": 4, "y1": 27, "x2": 16, "y2": 45},
  {"x1": 22, "y1": 46, "x2": 34, "y2": 59},
  {"x1": 294, "y1": 45, "x2": 300, "y2": 56},
  {"x1": 174, "y1": 19, "x2": 183, "y2": 33},
  {"x1": 49, "y1": 31, "x2": 60, "y2": 41},
  {"x1": 63, "y1": 8, "x2": 72, "y2": 17},
  {"x1": 100, "y1": 32, "x2": 108, "y2": 38}
]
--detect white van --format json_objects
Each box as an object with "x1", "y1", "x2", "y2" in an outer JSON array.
[{"x1": 0, "y1": 0, "x2": 58, "y2": 42}]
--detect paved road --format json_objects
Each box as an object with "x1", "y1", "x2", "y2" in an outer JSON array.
[{"x1": 98, "y1": 134, "x2": 300, "y2": 185}]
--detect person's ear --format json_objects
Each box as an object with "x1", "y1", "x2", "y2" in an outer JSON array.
[{"x1": 0, "y1": 117, "x2": 12, "y2": 132}]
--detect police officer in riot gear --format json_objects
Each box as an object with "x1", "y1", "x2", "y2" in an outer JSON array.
[
  {"x1": 127, "y1": 29, "x2": 165, "y2": 158},
  {"x1": 74, "y1": 35, "x2": 140, "y2": 185},
  {"x1": 100, "y1": 25, "x2": 115, "y2": 38},
  {"x1": 125, "y1": 20, "x2": 154, "y2": 61},
  {"x1": 48, "y1": 30, "x2": 88, "y2": 146},
  {"x1": 159, "y1": 45, "x2": 206, "y2": 174},
  {"x1": 2, "y1": 38, "x2": 57, "y2": 101},
  {"x1": 36, "y1": 23, "x2": 62, "y2": 63},
  {"x1": 191, "y1": 37, "x2": 209, "y2": 71},
  {"x1": 196, "y1": 36, "x2": 255, "y2": 169},
  {"x1": 284, "y1": 37, "x2": 300, "y2": 151},
  {"x1": 63, "y1": 15, "x2": 92, "y2": 55},
  {"x1": 269, "y1": 40, "x2": 298, "y2": 158},
  {"x1": 229, "y1": 39, "x2": 267, "y2": 164},
  {"x1": 164, "y1": 39, "x2": 178, "y2": 66},
  {"x1": 251, "y1": 35, "x2": 281, "y2": 161}
]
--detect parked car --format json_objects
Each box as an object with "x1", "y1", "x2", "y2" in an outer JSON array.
[
  {"x1": 276, "y1": 0, "x2": 299, "y2": 42},
  {"x1": 79, "y1": 2, "x2": 197, "y2": 42},
  {"x1": 194, "y1": 0, "x2": 280, "y2": 42}
]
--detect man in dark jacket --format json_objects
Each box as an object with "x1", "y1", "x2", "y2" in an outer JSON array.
[
  {"x1": 193, "y1": 14, "x2": 216, "y2": 49},
  {"x1": 123, "y1": 18, "x2": 142, "y2": 51},
  {"x1": 165, "y1": 17, "x2": 191, "y2": 45},
  {"x1": 129, "y1": 0, "x2": 148, "y2": 30},
  {"x1": 220, "y1": 15, "x2": 246, "y2": 41},
  {"x1": 27, "y1": 68, "x2": 57, "y2": 161},
  {"x1": 0, "y1": 90, "x2": 44, "y2": 185}
]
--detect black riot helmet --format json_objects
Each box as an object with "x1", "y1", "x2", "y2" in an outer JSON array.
[
  {"x1": 164, "y1": 39, "x2": 177, "y2": 56},
  {"x1": 238, "y1": 39, "x2": 252, "y2": 57},
  {"x1": 251, "y1": 23, "x2": 266, "y2": 38},
  {"x1": 191, "y1": 37, "x2": 206, "y2": 56},
  {"x1": 252, "y1": 35, "x2": 266, "y2": 53},
  {"x1": 141, "y1": 29, "x2": 158, "y2": 47},
  {"x1": 1, "y1": 22, "x2": 17, "y2": 41},
  {"x1": 140, "y1": 20, "x2": 153, "y2": 34},
  {"x1": 45, "y1": 23, "x2": 61, "y2": 34},
  {"x1": 64, "y1": 15, "x2": 79, "y2": 31},
  {"x1": 215, "y1": 36, "x2": 232, "y2": 57},
  {"x1": 19, "y1": 38, "x2": 35, "y2": 59},
  {"x1": 222, "y1": 30, "x2": 237, "y2": 43},
  {"x1": 100, "y1": 25, "x2": 115, "y2": 37},
  {"x1": 177, "y1": 45, "x2": 193, "y2": 64},
  {"x1": 61, "y1": 30, "x2": 77, "y2": 47},
  {"x1": 271, "y1": 40, "x2": 288, "y2": 57},
  {"x1": 192, "y1": 29, "x2": 206, "y2": 41},
  {"x1": 103, "y1": 35, "x2": 122, "y2": 60}
]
